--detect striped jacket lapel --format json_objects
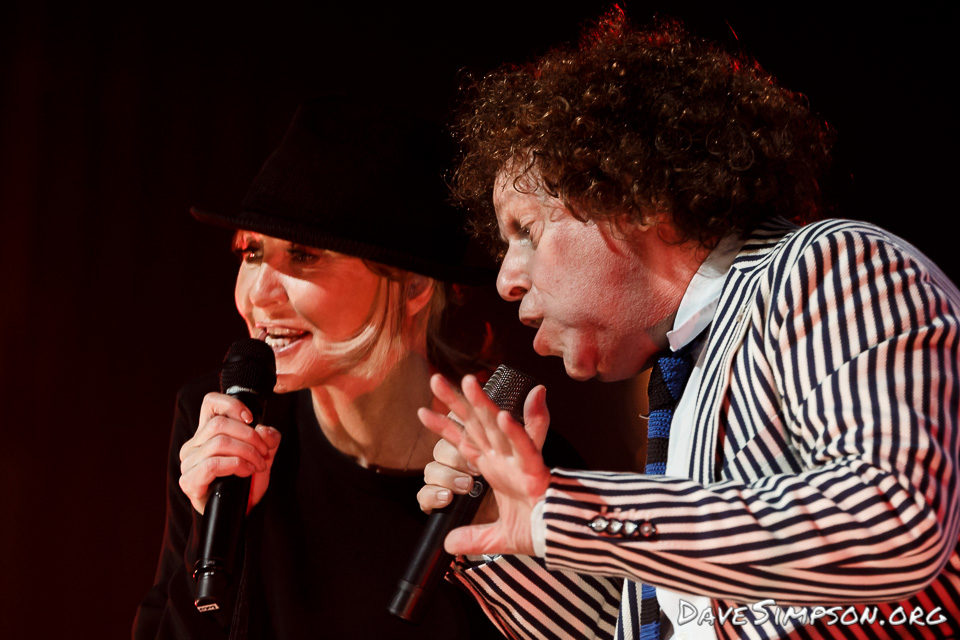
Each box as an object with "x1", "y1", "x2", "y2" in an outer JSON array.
[{"x1": 688, "y1": 218, "x2": 798, "y2": 485}]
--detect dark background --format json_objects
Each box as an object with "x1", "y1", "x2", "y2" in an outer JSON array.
[{"x1": 0, "y1": 1, "x2": 955, "y2": 637}]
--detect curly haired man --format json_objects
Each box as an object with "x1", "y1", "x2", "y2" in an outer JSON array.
[{"x1": 417, "y1": 11, "x2": 960, "y2": 639}]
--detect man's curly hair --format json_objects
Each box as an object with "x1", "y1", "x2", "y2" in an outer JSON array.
[{"x1": 452, "y1": 9, "x2": 835, "y2": 250}]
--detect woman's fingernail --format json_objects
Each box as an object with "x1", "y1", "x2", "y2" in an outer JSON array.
[
  {"x1": 241, "y1": 410, "x2": 253, "y2": 424},
  {"x1": 258, "y1": 425, "x2": 279, "y2": 441},
  {"x1": 437, "y1": 490, "x2": 451, "y2": 503},
  {"x1": 454, "y1": 476, "x2": 472, "y2": 492}
]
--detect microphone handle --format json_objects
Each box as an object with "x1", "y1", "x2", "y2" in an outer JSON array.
[
  {"x1": 193, "y1": 389, "x2": 264, "y2": 612},
  {"x1": 389, "y1": 364, "x2": 538, "y2": 622},
  {"x1": 388, "y1": 474, "x2": 489, "y2": 621}
]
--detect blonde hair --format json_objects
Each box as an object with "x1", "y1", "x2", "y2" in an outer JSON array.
[{"x1": 316, "y1": 261, "x2": 444, "y2": 379}]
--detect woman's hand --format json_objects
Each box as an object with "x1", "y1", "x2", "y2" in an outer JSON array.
[
  {"x1": 178, "y1": 392, "x2": 282, "y2": 515},
  {"x1": 417, "y1": 374, "x2": 551, "y2": 557}
]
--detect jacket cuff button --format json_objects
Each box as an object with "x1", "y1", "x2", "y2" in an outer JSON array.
[{"x1": 588, "y1": 516, "x2": 610, "y2": 533}]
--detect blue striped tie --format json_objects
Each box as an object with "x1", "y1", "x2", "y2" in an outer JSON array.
[{"x1": 636, "y1": 345, "x2": 696, "y2": 640}]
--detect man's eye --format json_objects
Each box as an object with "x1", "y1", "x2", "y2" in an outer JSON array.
[{"x1": 517, "y1": 225, "x2": 538, "y2": 248}]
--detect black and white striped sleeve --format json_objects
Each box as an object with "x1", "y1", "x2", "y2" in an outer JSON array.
[{"x1": 449, "y1": 554, "x2": 622, "y2": 639}]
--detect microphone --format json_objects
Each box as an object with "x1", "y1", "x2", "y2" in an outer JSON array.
[
  {"x1": 193, "y1": 339, "x2": 276, "y2": 613},
  {"x1": 388, "y1": 365, "x2": 538, "y2": 622}
]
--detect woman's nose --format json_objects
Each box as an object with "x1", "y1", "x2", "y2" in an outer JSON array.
[
  {"x1": 248, "y1": 264, "x2": 288, "y2": 307},
  {"x1": 496, "y1": 247, "x2": 531, "y2": 302}
]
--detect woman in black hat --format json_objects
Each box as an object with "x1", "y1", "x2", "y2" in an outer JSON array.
[{"x1": 133, "y1": 97, "x2": 503, "y2": 639}]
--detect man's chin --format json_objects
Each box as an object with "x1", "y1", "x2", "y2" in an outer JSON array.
[
  {"x1": 575, "y1": 357, "x2": 639, "y2": 383},
  {"x1": 561, "y1": 355, "x2": 597, "y2": 382},
  {"x1": 555, "y1": 345, "x2": 635, "y2": 382},
  {"x1": 565, "y1": 369, "x2": 595, "y2": 382}
]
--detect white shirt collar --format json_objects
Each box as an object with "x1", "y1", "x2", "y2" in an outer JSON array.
[{"x1": 666, "y1": 234, "x2": 745, "y2": 352}]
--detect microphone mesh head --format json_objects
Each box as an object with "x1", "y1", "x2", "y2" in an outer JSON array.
[
  {"x1": 482, "y1": 365, "x2": 538, "y2": 423},
  {"x1": 219, "y1": 339, "x2": 277, "y2": 395}
]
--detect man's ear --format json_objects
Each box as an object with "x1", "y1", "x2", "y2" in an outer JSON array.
[
  {"x1": 404, "y1": 275, "x2": 436, "y2": 317},
  {"x1": 603, "y1": 212, "x2": 657, "y2": 248}
]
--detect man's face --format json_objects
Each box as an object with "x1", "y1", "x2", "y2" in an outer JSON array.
[{"x1": 493, "y1": 170, "x2": 703, "y2": 381}]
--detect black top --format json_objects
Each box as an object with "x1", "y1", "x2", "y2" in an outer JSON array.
[{"x1": 133, "y1": 373, "x2": 503, "y2": 639}]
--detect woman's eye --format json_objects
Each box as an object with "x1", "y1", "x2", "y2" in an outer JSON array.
[
  {"x1": 232, "y1": 245, "x2": 262, "y2": 263},
  {"x1": 288, "y1": 248, "x2": 320, "y2": 264}
]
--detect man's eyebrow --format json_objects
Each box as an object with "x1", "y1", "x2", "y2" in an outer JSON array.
[
  {"x1": 498, "y1": 217, "x2": 524, "y2": 242},
  {"x1": 495, "y1": 218, "x2": 512, "y2": 244}
]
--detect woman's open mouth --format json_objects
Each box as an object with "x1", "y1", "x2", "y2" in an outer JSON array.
[{"x1": 262, "y1": 327, "x2": 310, "y2": 354}]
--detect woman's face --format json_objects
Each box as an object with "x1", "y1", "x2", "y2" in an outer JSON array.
[{"x1": 233, "y1": 231, "x2": 385, "y2": 393}]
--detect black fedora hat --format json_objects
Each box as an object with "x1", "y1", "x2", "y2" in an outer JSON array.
[{"x1": 191, "y1": 95, "x2": 495, "y2": 284}]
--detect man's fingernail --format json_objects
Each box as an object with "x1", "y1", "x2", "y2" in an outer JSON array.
[
  {"x1": 437, "y1": 490, "x2": 451, "y2": 502},
  {"x1": 454, "y1": 477, "x2": 472, "y2": 491}
]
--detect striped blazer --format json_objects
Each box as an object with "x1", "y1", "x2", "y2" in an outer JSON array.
[{"x1": 452, "y1": 218, "x2": 960, "y2": 639}]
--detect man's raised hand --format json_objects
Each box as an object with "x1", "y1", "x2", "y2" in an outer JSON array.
[{"x1": 416, "y1": 373, "x2": 551, "y2": 557}]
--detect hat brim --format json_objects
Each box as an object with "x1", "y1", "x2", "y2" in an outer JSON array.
[{"x1": 190, "y1": 206, "x2": 496, "y2": 286}]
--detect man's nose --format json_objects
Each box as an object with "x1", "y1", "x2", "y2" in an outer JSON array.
[{"x1": 496, "y1": 246, "x2": 531, "y2": 302}]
